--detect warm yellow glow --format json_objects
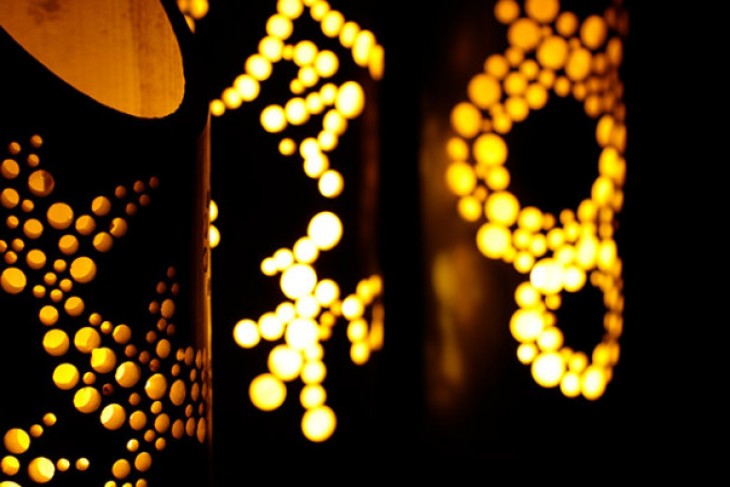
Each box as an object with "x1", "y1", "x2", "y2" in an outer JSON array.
[
  {"x1": 475, "y1": 223, "x2": 511, "y2": 259},
  {"x1": 444, "y1": 0, "x2": 627, "y2": 400},
  {"x1": 233, "y1": 319, "x2": 260, "y2": 348},
  {"x1": 28, "y1": 457, "x2": 55, "y2": 484},
  {"x1": 285, "y1": 97, "x2": 310, "y2": 125},
  {"x1": 295, "y1": 295, "x2": 320, "y2": 319},
  {"x1": 335, "y1": 81, "x2": 365, "y2": 119},
  {"x1": 318, "y1": 169, "x2": 344, "y2": 198},
  {"x1": 468, "y1": 74, "x2": 501, "y2": 109},
  {"x1": 90, "y1": 347, "x2": 117, "y2": 374},
  {"x1": 510, "y1": 308, "x2": 545, "y2": 342},
  {"x1": 73, "y1": 387, "x2": 102, "y2": 413},
  {"x1": 261, "y1": 104, "x2": 287, "y2": 132},
  {"x1": 3, "y1": 429, "x2": 30, "y2": 455},
  {"x1": 43, "y1": 329, "x2": 70, "y2": 356},
  {"x1": 485, "y1": 191, "x2": 519, "y2": 226},
  {"x1": 301, "y1": 360, "x2": 326, "y2": 384},
  {"x1": 581, "y1": 365, "x2": 608, "y2": 400},
  {"x1": 52, "y1": 363, "x2": 80, "y2": 390},
  {"x1": 144, "y1": 373, "x2": 168, "y2": 401},
  {"x1": 1, "y1": 456, "x2": 20, "y2": 477},
  {"x1": 301, "y1": 405, "x2": 336, "y2": 442},
  {"x1": 300, "y1": 384, "x2": 326, "y2": 408},
  {"x1": 250, "y1": 373, "x2": 287, "y2": 411},
  {"x1": 341, "y1": 295, "x2": 364, "y2": 320},
  {"x1": 352, "y1": 30, "x2": 375, "y2": 68},
  {"x1": 531, "y1": 352, "x2": 564, "y2": 387},
  {"x1": 285, "y1": 318, "x2": 319, "y2": 350},
  {"x1": 445, "y1": 162, "x2": 477, "y2": 196},
  {"x1": 74, "y1": 326, "x2": 101, "y2": 353},
  {"x1": 246, "y1": 54, "x2": 273, "y2": 81},
  {"x1": 115, "y1": 361, "x2": 141, "y2": 388},
  {"x1": 307, "y1": 211, "x2": 342, "y2": 250},
  {"x1": 474, "y1": 133, "x2": 508, "y2": 166},
  {"x1": 259, "y1": 36, "x2": 284, "y2": 62},
  {"x1": 0, "y1": 0, "x2": 184, "y2": 118},
  {"x1": 269, "y1": 344, "x2": 303, "y2": 381},
  {"x1": 525, "y1": 0, "x2": 560, "y2": 23},
  {"x1": 210, "y1": 0, "x2": 384, "y2": 444},
  {"x1": 581, "y1": 15, "x2": 608, "y2": 50},
  {"x1": 259, "y1": 312, "x2": 285, "y2": 341},
  {"x1": 450, "y1": 102, "x2": 482, "y2": 139},
  {"x1": 280, "y1": 263, "x2": 317, "y2": 300},
  {"x1": 100, "y1": 403, "x2": 127, "y2": 431},
  {"x1": 314, "y1": 50, "x2": 339, "y2": 78},
  {"x1": 267, "y1": 14, "x2": 293, "y2": 39},
  {"x1": 1, "y1": 267, "x2": 26, "y2": 294},
  {"x1": 303, "y1": 152, "x2": 329, "y2": 178}
]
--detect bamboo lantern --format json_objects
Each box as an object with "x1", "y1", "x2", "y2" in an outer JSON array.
[
  {"x1": 0, "y1": 1, "x2": 212, "y2": 485},
  {"x1": 418, "y1": 0, "x2": 628, "y2": 447}
]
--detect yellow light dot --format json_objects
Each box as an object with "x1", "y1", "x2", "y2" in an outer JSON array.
[
  {"x1": 1, "y1": 267, "x2": 26, "y2": 294},
  {"x1": 74, "y1": 387, "x2": 102, "y2": 413},
  {"x1": 4, "y1": 429, "x2": 30, "y2": 454},
  {"x1": 473, "y1": 133, "x2": 508, "y2": 166},
  {"x1": 341, "y1": 295, "x2": 364, "y2": 320},
  {"x1": 100, "y1": 403, "x2": 127, "y2": 430},
  {"x1": 249, "y1": 373, "x2": 286, "y2": 411},
  {"x1": 335, "y1": 81, "x2": 364, "y2": 119},
  {"x1": 91, "y1": 347, "x2": 117, "y2": 373},
  {"x1": 74, "y1": 327, "x2": 101, "y2": 353},
  {"x1": 52, "y1": 362, "x2": 80, "y2": 390},
  {"x1": 268, "y1": 344, "x2": 303, "y2": 381},
  {"x1": 43, "y1": 329, "x2": 70, "y2": 356},
  {"x1": 1, "y1": 455, "x2": 20, "y2": 476},
  {"x1": 144, "y1": 373, "x2": 168, "y2": 400},
  {"x1": 47, "y1": 202, "x2": 74, "y2": 230},
  {"x1": 450, "y1": 102, "x2": 482, "y2": 139},
  {"x1": 112, "y1": 459, "x2": 131, "y2": 480},
  {"x1": 245, "y1": 54, "x2": 272, "y2": 80},
  {"x1": 467, "y1": 73, "x2": 501, "y2": 109},
  {"x1": 115, "y1": 362, "x2": 142, "y2": 388},
  {"x1": 260, "y1": 104, "x2": 287, "y2": 133},
  {"x1": 28, "y1": 456, "x2": 55, "y2": 483},
  {"x1": 233, "y1": 319, "x2": 260, "y2": 348},
  {"x1": 475, "y1": 223, "x2": 511, "y2": 259},
  {"x1": 580, "y1": 15, "x2": 608, "y2": 50},
  {"x1": 285, "y1": 318, "x2": 319, "y2": 350},
  {"x1": 531, "y1": 351, "x2": 565, "y2": 388},
  {"x1": 301, "y1": 405, "x2": 336, "y2": 443}
]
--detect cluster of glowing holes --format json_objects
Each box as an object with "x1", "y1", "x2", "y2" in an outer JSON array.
[
  {"x1": 444, "y1": 0, "x2": 627, "y2": 399},
  {"x1": 233, "y1": 210, "x2": 384, "y2": 442},
  {"x1": 213, "y1": 0, "x2": 385, "y2": 442},
  {"x1": 0, "y1": 137, "x2": 208, "y2": 485}
]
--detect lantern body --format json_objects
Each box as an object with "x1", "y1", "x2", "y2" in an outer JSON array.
[
  {"x1": 413, "y1": 0, "x2": 628, "y2": 452},
  {"x1": 0, "y1": 1, "x2": 212, "y2": 485}
]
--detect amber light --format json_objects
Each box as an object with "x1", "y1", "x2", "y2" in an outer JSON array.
[
  {"x1": 212, "y1": 0, "x2": 385, "y2": 443},
  {"x1": 444, "y1": 0, "x2": 627, "y2": 399}
]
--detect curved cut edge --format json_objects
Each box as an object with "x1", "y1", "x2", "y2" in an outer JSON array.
[{"x1": 0, "y1": 0, "x2": 185, "y2": 119}]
